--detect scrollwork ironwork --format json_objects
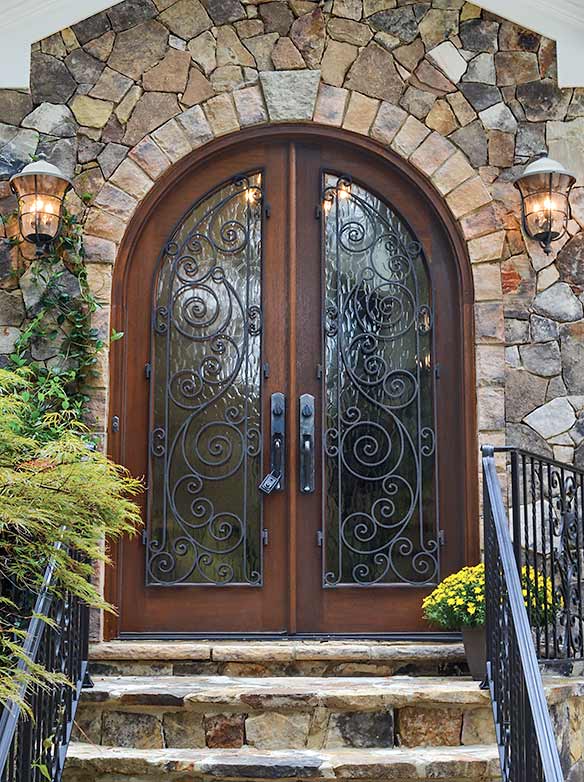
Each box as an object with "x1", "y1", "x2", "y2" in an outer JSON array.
[
  {"x1": 514, "y1": 450, "x2": 584, "y2": 662},
  {"x1": 146, "y1": 172, "x2": 264, "y2": 586},
  {"x1": 322, "y1": 174, "x2": 438, "y2": 587}
]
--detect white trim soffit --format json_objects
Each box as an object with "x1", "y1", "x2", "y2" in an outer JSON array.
[
  {"x1": 0, "y1": 0, "x2": 120, "y2": 88},
  {"x1": 0, "y1": 0, "x2": 583, "y2": 89},
  {"x1": 477, "y1": 0, "x2": 584, "y2": 88}
]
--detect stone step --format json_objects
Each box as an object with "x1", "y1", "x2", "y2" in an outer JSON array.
[
  {"x1": 74, "y1": 673, "x2": 583, "y2": 751},
  {"x1": 88, "y1": 640, "x2": 468, "y2": 677},
  {"x1": 77, "y1": 673, "x2": 490, "y2": 751},
  {"x1": 63, "y1": 742, "x2": 501, "y2": 781}
]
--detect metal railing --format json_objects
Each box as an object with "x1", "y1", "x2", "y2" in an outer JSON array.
[
  {"x1": 483, "y1": 445, "x2": 563, "y2": 782},
  {"x1": 502, "y1": 447, "x2": 584, "y2": 667},
  {"x1": 0, "y1": 547, "x2": 90, "y2": 782}
]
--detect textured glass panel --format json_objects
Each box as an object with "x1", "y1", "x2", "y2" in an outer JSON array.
[
  {"x1": 147, "y1": 173, "x2": 263, "y2": 586},
  {"x1": 322, "y1": 174, "x2": 438, "y2": 587}
]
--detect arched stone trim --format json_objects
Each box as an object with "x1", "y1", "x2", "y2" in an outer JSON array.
[{"x1": 82, "y1": 82, "x2": 505, "y2": 461}]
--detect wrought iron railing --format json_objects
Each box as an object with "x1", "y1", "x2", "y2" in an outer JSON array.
[
  {"x1": 0, "y1": 546, "x2": 90, "y2": 782},
  {"x1": 498, "y1": 447, "x2": 584, "y2": 668},
  {"x1": 483, "y1": 445, "x2": 563, "y2": 782}
]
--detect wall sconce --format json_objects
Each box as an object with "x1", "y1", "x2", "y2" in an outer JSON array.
[
  {"x1": 513, "y1": 156, "x2": 576, "y2": 255},
  {"x1": 9, "y1": 159, "x2": 72, "y2": 254}
]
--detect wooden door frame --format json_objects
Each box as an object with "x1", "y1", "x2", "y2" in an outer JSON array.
[{"x1": 104, "y1": 124, "x2": 479, "y2": 641}]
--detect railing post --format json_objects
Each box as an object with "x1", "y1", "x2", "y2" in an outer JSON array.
[
  {"x1": 510, "y1": 449, "x2": 522, "y2": 571},
  {"x1": 81, "y1": 602, "x2": 93, "y2": 689},
  {"x1": 482, "y1": 446, "x2": 495, "y2": 691}
]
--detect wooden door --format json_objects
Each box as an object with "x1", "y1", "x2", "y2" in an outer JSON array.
[{"x1": 109, "y1": 129, "x2": 477, "y2": 638}]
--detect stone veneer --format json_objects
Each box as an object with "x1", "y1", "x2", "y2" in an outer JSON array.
[{"x1": 1, "y1": 0, "x2": 584, "y2": 464}]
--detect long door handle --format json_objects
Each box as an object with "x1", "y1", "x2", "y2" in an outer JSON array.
[
  {"x1": 299, "y1": 393, "x2": 315, "y2": 494},
  {"x1": 258, "y1": 393, "x2": 286, "y2": 495}
]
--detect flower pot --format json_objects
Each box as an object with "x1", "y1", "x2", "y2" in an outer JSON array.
[{"x1": 462, "y1": 626, "x2": 487, "y2": 681}]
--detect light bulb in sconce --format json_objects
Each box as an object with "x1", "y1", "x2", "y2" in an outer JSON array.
[{"x1": 542, "y1": 196, "x2": 554, "y2": 211}]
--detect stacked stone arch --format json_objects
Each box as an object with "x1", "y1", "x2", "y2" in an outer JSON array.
[
  {"x1": 0, "y1": 0, "x2": 583, "y2": 465},
  {"x1": 88, "y1": 76, "x2": 505, "y2": 462}
]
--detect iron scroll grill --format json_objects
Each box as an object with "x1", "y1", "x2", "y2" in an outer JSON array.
[
  {"x1": 146, "y1": 172, "x2": 265, "y2": 587},
  {"x1": 0, "y1": 546, "x2": 90, "y2": 782},
  {"x1": 320, "y1": 173, "x2": 439, "y2": 588},
  {"x1": 503, "y1": 447, "x2": 584, "y2": 667},
  {"x1": 483, "y1": 445, "x2": 564, "y2": 782}
]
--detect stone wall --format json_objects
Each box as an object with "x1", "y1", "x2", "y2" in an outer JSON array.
[{"x1": 0, "y1": 0, "x2": 583, "y2": 464}]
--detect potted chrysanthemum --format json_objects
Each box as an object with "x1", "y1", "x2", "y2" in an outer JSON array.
[
  {"x1": 422, "y1": 563, "x2": 556, "y2": 680},
  {"x1": 422, "y1": 564, "x2": 486, "y2": 679}
]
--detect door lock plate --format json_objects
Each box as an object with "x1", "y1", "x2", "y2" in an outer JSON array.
[
  {"x1": 299, "y1": 393, "x2": 315, "y2": 494},
  {"x1": 258, "y1": 392, "x2": 286, "y2": 494}
]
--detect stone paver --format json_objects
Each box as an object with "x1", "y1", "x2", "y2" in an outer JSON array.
[
  {"x1": 90, "y1": 640, "x2": 466, "y2": 664},
  {"x1": 81, "y1": 673, "x2": 584, "y2": 711},
  {"x1": 63, "y1": 742, "x2": 502, "y2": 780}
]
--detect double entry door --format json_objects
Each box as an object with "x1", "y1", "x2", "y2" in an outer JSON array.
[{"x1": 112, "y1": 133, "x2": 471, "y2": 637}]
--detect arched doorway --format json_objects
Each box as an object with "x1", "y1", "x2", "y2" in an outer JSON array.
[{"x1": 106, "y1": 126, "x2": 478, "y2": 638}]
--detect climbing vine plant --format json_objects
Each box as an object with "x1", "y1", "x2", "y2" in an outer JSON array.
[
  {"x1": 0, "y1": 206, "x2": 140, "y2": 711},
  {"x1": 8, "y1": 205, "x2": 120, "y2": 439}
]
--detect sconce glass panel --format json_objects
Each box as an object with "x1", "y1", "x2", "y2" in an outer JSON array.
[
  {"x1": 514, "y1": 158, "x2": 575, "y2": 254},
  {"x1": 10, "y1": 163, "x2": 71, "y2": 247}
]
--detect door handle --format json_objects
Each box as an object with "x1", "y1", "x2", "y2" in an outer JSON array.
[
  {"x1": 299, "y1": 393, "x2": 315, "y2": 494},
  {"x1": 258, "y1": 393, "x2": 286, "y2": 495}
]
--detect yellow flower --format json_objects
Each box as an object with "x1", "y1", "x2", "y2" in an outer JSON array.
[{"x1": 468, "y1": 604, "x2": 476, "y2": 615}]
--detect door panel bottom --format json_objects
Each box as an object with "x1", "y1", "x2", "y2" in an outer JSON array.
[{"x1": 117, "y1": 631, "x2": 461, "y2": 641}]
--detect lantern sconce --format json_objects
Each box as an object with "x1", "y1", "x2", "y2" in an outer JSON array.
[
  {"x1": 513, "y1": 155, "x2": 576, "y2": 256},
  {"x1": 9, "y1": 159, "x2": 72, "y2": 255}
]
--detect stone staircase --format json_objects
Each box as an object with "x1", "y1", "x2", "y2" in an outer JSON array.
[{"x1": 62, "y1": 641, "x2": 583, "y2": 782}]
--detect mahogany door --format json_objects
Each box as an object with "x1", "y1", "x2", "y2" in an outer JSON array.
[{"x1": 109, "y1": 131, "x2": 476, "y2": 637}]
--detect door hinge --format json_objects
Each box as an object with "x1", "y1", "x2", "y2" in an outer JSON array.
[
  {"x1": 316, "y1": 363, "x2": 323, "y2": 380},
  {"x1": 438, "y1": 529, "x2": 445, "y2": 546},
  {"x1": 111, "y1": 415, "x2": 120, "y2": 433},
  {"x1": 317, "y1": 530, "x2": 323, "y2": 547},
  {"x1": 141, "y1": 529, "x2": 148, "y2": 546},
  {"x1": 315, "y1": 205, "x2": 322, "y2": 220},
  {"x1": 263, "y1": 362, "x2": 270, "y2": 379},
  {"x1": 264, "y1": 204, "x2": 271, "y2": 219},
  {"x1": 262, "y1": 528, "x2": 269, "y2": 546},
  {"x1": 145, "y1": 362, "x2": 151, "y2": 380},
  {"x1": 434, "y1": 363, "x2": 441, "y2": 381}
]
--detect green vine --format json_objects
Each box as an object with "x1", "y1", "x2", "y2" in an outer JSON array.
[
  {"x1": 8, "y1": 206, "x2": 121, "y2": 440},
  {"x1": 0, "y1": 207, "x2": 140, "y2": 710}
]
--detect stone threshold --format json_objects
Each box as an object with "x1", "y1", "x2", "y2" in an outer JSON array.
[
  {"x1": 64, "y1": 742, "x2": 501, "y2": 780},
  {"x1": 89, "y1": 640, "x2": 465, "y2": 662},
  {"x1": 82, "y1": 673, "x2": 583, "y2": 711}
]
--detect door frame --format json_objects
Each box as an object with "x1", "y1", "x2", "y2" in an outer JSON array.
[{"x1": 104, "y1": 124, "x2": 479, "y2": 641}]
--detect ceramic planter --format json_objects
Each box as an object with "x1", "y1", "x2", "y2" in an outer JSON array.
[{"x1": 462, "y1": 625, "x2": 487, "y2": 681}]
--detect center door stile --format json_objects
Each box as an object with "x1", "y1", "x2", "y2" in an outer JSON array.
[{"x1": 293, "y1": 142, "x2": 326, "y2": 633}]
